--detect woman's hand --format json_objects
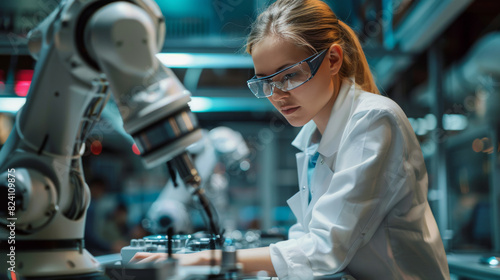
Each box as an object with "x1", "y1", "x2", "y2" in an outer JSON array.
[
  {"x1": 129, "y1": 252, "x2": 168, "y2": 264},
  {"x1": 130, "y1": 250, "x2": 221, "y2": 266}
]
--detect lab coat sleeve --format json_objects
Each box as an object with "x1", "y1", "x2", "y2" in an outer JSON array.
[
  {"x1": 288, "y1": 222, "x2": 306, "y2": 239},
  {"x1": 270, "y1": 109, "x2": 411, "y2": 279}
]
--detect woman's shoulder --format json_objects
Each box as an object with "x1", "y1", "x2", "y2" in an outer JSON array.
[{"x1": 351, "y1": 88, "x2": 409, "y2": 124}]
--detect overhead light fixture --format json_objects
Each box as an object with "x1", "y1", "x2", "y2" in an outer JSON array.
[
  {"x1": 0, "y1": 97, "x2": 26, "y2": 113},
  {"x1": 155, "y1": 53, "x2": 253, "y2": 69}
]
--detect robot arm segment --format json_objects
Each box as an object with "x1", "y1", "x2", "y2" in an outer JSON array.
[{"x1": 85, "y1": 1, "x2": 202, "y2": 168}]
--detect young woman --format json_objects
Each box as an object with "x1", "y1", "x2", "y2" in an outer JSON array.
[{"x1": 133, "y1": 0, "x2": 450, "y2": 279}]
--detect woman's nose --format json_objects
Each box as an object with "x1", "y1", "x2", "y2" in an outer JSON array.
[{"x1": 270, "y1": 86, "x2": 289, "y2": 102}]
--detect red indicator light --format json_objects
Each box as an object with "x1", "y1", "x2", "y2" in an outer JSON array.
[
  {"x1": 91, "y1": 140, "x2": 102, "y2": 155},
  {"x1": 14, "y1": 69, "x2": 34, "y2": 97},
  {"x1": 132, "y1": 143, "x2": 141, "y2": 155}
]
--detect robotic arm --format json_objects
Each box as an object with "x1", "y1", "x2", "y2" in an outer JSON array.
[{"x1": 0, "y1": 0, "x2": 208, "y2": 278}]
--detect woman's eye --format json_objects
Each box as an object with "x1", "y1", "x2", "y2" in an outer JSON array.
[{"x1": 283, "y1": 72, "x2": 297, "y2": 80}]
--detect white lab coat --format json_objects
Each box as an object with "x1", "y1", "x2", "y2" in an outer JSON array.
[{"x1": 269, "y1": 79, "x2": 450, "y2": 280}]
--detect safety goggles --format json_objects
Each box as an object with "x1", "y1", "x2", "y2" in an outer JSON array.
[{"x1": 247, "y1": 49, "x2": 328, "y2": 98}]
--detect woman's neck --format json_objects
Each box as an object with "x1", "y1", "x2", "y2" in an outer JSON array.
[{"x1": 314, "y1": 76, "x2": 342, "y2": 135}]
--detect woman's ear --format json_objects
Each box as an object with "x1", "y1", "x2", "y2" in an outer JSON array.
[{"x1": 328, "y1": 44, "x2": 343, "y2": 76}]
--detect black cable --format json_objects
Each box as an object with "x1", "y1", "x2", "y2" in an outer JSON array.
[
  {"x1": 167, "y1": 227, "x2": 173, "y2": 259},
  {"x1": 166, "y1": 161, "x2": 178, "y2": 188},
  {"x1": 193, "y1": 189, "x2": 220, "y2": 237}
]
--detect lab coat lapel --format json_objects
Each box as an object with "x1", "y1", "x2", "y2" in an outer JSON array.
[
  {"x1": 304, "y1": 154, "x2": 335, "y2": 221},
  {"x1": 299, "y1": 153, "x2": 310, "y2": 217},
  {"x1": 287, "y1": 152, "x2": 309, "y2": 224},
  {"x1": 290, "y1": 119, "x2": 318, "y2": 226},
  {"x1": 287, "y1": 190, "x2": 303, "y2": 225}
]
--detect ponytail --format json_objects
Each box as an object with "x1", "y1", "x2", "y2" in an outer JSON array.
[{"x1": 337, "y1": 21, "x2": 379, "y2": 94}]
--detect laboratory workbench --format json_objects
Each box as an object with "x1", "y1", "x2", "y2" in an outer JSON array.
[{"x1": 447, "y1": 253, "x2": 500, "y2": 280}]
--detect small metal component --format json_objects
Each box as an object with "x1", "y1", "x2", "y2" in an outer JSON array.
[
  {"x1": 130, "y1": 239, "x2": 138, "y2": 247},
  {"x1": 220, "y1": 244, "x2": 240, "y2": 279}
]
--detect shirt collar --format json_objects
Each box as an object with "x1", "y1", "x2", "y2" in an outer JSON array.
[{"x1": 292, "y1": 78, "x2": 356, "y2": 157}]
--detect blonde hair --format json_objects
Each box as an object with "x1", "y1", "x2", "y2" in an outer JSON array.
[{"x1": 246, "y1": 0, "x2": 379, "y2": 94}]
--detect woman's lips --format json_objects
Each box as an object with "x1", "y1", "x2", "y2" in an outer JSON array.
[{"x1": 281, "y1": 106, "x2": 300, "y2": 115}]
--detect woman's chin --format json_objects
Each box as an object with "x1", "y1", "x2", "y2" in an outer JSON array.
[{"x1": 283, "y1": 116, "x2": 308, "y2": 127}]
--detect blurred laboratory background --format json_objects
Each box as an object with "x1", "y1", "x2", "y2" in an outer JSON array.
[{"x1": 0, "y1": 0, "x2": 499, "y2": 279}]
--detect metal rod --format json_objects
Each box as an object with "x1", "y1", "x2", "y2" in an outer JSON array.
[
  {"x1": 490, "y1": 123, "x2": 500, "y2": 253},
  {"x1": 428, "y1": 43, "x2": 450, "y2": 250}
]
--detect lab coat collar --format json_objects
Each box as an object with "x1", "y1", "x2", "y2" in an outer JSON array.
[{"x1": 292, "y1": 78, "x2": 355, "y2": 157}]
